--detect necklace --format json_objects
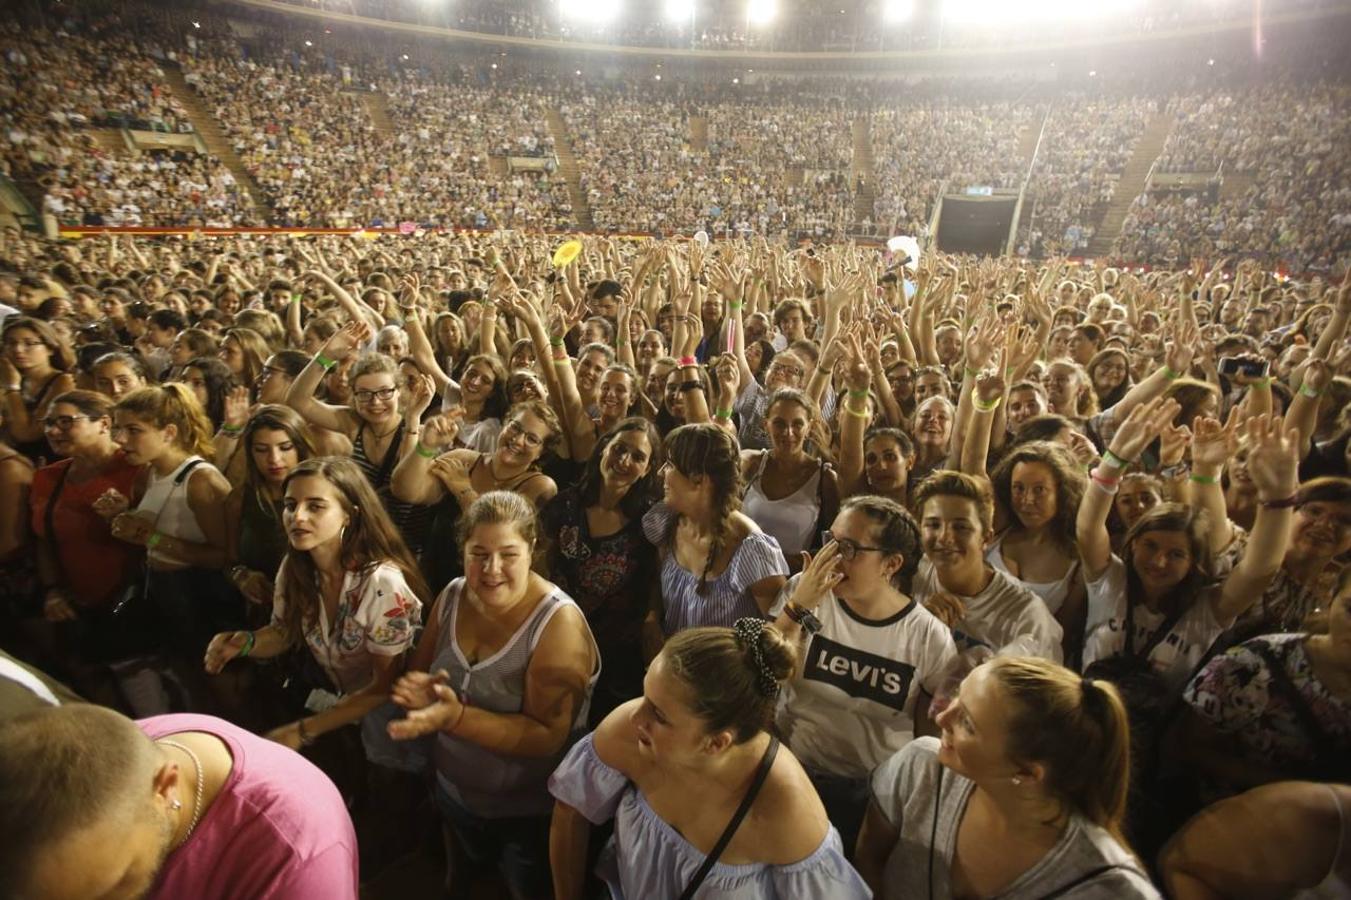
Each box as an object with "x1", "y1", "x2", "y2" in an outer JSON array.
[{"x1": 159, "y1": 739, "x2": 205, "y2": 843}]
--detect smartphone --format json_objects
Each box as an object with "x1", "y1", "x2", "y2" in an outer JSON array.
[{"x1": 1218, "y1": 356, "x2": 1270, "y2": 378}]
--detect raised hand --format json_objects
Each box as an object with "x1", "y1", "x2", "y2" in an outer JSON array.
[
  {"x1": 429, "y1": 455, "x2": 472, "y2": 495},
  {"x1": 1164, "y1": 320, "x2": 1199, "y2": 375},
  {"x1": 322, "y1": 320, "x2": 372, "y2": 361},
  {"x1": 1105, "y1": 397, "x2": 1181, "y2": 466},
  {"x1": 405, "y1": 373, "x2": 436, "y2": 421},
  {"x1": 1244, "y1": 414, "x2": 1300, "y2": 502},
  {"x1": 223, "y1": 386, "x2": 252, "y2": 430},
  {"x1": 1158, "y1": 421, "x2": 1192, "y2": 468},
  {"x1": 419, "y1": 413, "x2": 462, "y2": 451},
  {"x1": 790, "y1": 542, "x2": 844, "y2": 611},
  {"x1": 974, "y1": 369, "x2": 1006, "y2": 407},
  {"x1": 1190, "y1": 407, "x2": 1240, "y2": 471}
]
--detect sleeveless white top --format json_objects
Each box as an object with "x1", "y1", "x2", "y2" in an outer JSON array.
[
  {"x1": 742, "y1": 452, "x2": 823, "y2": 558},
  {"x1": 985, "y1": 533, "x2": 1078, "y2": 615},
  {"x1": 135, "y1": 455, "x2": 212, "y2": 569}
]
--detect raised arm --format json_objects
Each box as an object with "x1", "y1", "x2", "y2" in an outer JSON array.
[
  {"x1": 283, "y1": 321, "x2": 369, "y2": 436},
  {"x1": 1188, "y1": 409, "x2": 1240, "y2": 555},
  {"x1": 960, "y1": 370, "x2": 1006, "y2": 480},
  {"x1": 1077, "y1": 398, "x2": 1181, "y2": 580},
  {"x1": 1214, "y1": 415, "x2": 1298, "y2": 625},
  {"x1": 1285, "y1": 272, "x2": 1351, "y2": 456},
  {"x1": 307, "y1": 269, "x2": 382, "y2": 332},
  {"x1": 837, "y1": 335, "x2": 872, "y2": 495}
]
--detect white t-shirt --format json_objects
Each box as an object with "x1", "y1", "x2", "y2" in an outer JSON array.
[
  {"x1": 1082, "y1": 555, "x2": 1225, "y2": 694},
  {"x1": 913, "y1": 559, "x2": 1064, "y2": 663},
  {"x1": 772, "y1": 577, "x2": 957, "y2": 779}
]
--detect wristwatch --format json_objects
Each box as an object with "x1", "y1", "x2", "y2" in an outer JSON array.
[{"x1": 784, "y1": 601, "x2": 823, "y2": 635}]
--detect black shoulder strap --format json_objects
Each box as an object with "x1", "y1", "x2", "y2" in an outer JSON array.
[
  {"x1": 1037, "y1": 864, "x2": 1132, "y2": 899},
  {"x1": 928, "y1": 765, "x2": 946, "y2": 900},
  {"x1": 678, "y1": 737, "x2": 780, "y2": 900},
  {"x1": 174, "y1": 458, "x2": 205, "y2": 485},
  {"x1": 1123, "y1": 597, "x2": 1190, "y2": 663}
]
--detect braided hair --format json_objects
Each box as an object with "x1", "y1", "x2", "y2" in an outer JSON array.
[{"x1": 663, "y1": 423, "x2": 742, "y2": 596}]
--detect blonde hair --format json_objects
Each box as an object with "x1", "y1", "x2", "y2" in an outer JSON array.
[{"x1": 115, "y1": 383, "x2": 215, "y2": 461}]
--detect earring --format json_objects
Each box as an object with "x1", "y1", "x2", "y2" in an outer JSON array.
[
  {"x1": 1011, "y1": 777, "x2": 1022, "y2": 786},
  {"x1": 170, "y1": 798, "x2": 182, "y2": 810}
]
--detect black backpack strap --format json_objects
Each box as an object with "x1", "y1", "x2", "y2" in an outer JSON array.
[
  {"x1": 1123, "y1": 596, "x2": 1190, "y2": 663},
  {"x1": 678, "y1": 737, "x2": 779, "y2": 900}
]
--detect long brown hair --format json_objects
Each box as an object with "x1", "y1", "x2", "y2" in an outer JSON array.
[
  {"x1": 240, "y1": 405, "x2": 314, "y2": 517},
  {"x1": 663, "y1": 423, "x2": 741, "y2": 595},
  {"x1": 986, "y1": 656, "x2": 1133, "y2": 850},
  {"x1": 276, "y1": 457, "x2": 429, "y2": 640}
]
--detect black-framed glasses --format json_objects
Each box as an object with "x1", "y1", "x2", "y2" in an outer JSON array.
[
  {"x1": 42, "y1": 415, "x2": 93, "y2": 431},
  {"x1": 821, "y1": 531, "x2": 886, "y2": 561},
  {"x1": 353, "y1": 387, "x2": 397, "y2": 404}
]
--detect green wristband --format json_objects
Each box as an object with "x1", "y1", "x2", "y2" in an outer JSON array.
[
  {"x1": 1189, "y1": 473, "x2": 1219, "y2": 485},
  {"x1": 715, "y1": 407, "x2": 734, "y2": 420},
  {"x1": 415, "y1": 442, "x2": 439, "y2": 459},
  {"x1": 239, "y1": 630, "x2": 256, "y2": 658},
  {"x1": 315, "y1": 353, "x2": 338, "y2": 371},
  {"x1": 1299, "y1": 383, "x2": 1322, "y2": 399},
  {"x1": 146, "y1": 532, "x2": 163, "y2": 550},
  {"x1": 1162, "y1": 365, "x2": 1181, "y2": 380},
  {"x1": 220, "y1": 423, "x2": 244, "y2": 436},
  {"x1": 1102, "y1": 449, "x2": 1132, "y2": 469}
]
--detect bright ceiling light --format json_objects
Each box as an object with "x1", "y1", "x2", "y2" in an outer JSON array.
[
  {"x1": 747, "y1": 0, "x2": 777, "y2": 26},
  {"x1": 943, "y1": 0, "x2": 1139, "y2": 24},
  {"x1": 882, "y1": 0, "x2": 914, "y2": 23},
  {"x1": 561, "y1": 0, "x2": 622, "y2": 25},
  {"x1": 664, "y1": 0, "x2": 695, "y2": 23}
]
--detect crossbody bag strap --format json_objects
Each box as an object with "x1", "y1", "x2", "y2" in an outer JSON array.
[
  {"x1": 1124, "y1": 597, "x2": 1190, "y2": 663},
  {"x1": 678, "y1": 736, "x2": 780, "y2": 900},
  {"x1": 928, "y1": 765, "x2": 945, "y2": 900},
  {"x1": 42, "y1": 463, "x2": 73, "y2": 547}
]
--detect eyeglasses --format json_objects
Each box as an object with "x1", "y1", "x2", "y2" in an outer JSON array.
[
  {"x1": 821, "y1": 531, "x2": 887, "y2": 561},
  {"x1": 42, "y1": 415, "x2": 93, "y2": 431},
  {"x1": 770, "y1": 363, "x2": 805, "y2": 379},
  {"x1": 353, "y1": 387, "x2": 397, "y2": 404},
  {"x1": 503, "y1": 419, "x2": 545, "y2": 449}
]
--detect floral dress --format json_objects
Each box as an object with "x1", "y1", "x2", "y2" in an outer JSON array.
[
  {"x1": 1184, "y1": 632, "x2": 1351, "y2": 802},
  {"x1": 543, "y1": 487, "x2": 655, "y2": 722}
]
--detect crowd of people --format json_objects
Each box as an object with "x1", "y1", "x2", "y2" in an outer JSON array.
[{"x1": 0, "y1": 221, "x2": 1347, "y2": 898}]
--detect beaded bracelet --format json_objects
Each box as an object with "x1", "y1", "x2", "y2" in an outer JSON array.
[{"x1": 315, "y1": 353, "x2": 338, "y2": 371}]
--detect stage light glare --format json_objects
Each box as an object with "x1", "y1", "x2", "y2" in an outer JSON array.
[
  {"x1": 303, "y1": 40, "x2": 313, "y2": 47},
  {"x1": 943, "y1": 0, "x2": 1139, "y2": 24},
  {"x1": 664, "y1": 0, "x2": 695, "y2": 23},
  {"x1": 882, "y1": 0, "x2": 914, "y2": 23},
  {"x1": 747, "y1": 0, "x2": 777, "y2": 26},
  {"x1": 561, "y1": 0, "x2": 622, "y2": 25}
]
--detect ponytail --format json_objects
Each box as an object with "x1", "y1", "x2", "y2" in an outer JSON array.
[
  {"x1": 115, "y1": 384, "x2": 216, "y2": 462},
  {"x1": 987, "y1": 657, "x2": 1134, "y2": 850}
]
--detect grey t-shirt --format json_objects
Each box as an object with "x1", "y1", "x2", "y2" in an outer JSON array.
[{"x1": 869, "y1": 737, "x2": 1160, "y2": 900}]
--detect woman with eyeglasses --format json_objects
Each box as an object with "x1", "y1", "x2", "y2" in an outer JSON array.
[
  {"x1": 392, "y1": 399, "x2": 561, "y2": 594},
  {"x1": 773, "y1": 496, "x2": 957, "y2": 856},
  {"x1": 1, "y1": 316, "x2": 77, "y2": 465},
  {"x1": 542, "y1": 418, "x2": 663, "y2": 726},
  {"x1": 286, "y1": 321, "x2": 436, "y2": 555}
]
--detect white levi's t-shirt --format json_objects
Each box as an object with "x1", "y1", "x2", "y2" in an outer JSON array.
[
  {"x1": 772, "y1": 576, "x2": 958, "y2": 779},
  {"x1": 1082, "y1": 555, "x2": 1226, "y2": 693},
  {"x1": 913, "y1": 558, "x2": 1064, "y2": 663}
]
